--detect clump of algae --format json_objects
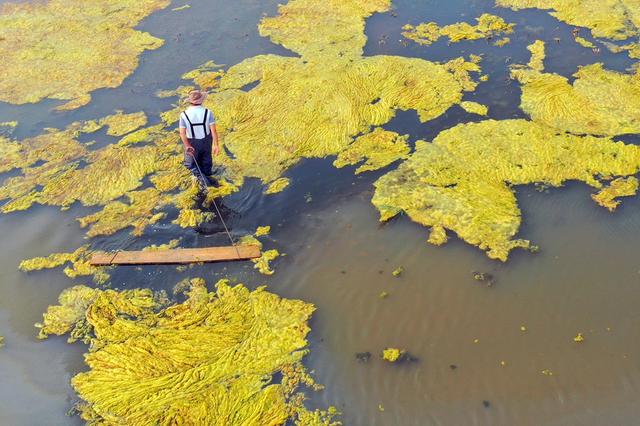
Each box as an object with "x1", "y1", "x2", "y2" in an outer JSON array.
[
  {"x1": 602, "y1": 41, "x2": 640, "y2": 59},
  {"x1": 333, "y1": 128, "x2": 410, "y2": 174},
  {"x1": 265, "y1": 177, "x2": 291, "y2": 194},
  {"x1": 99, "y1": 111, "x2": 148, "y2": 137},
  {"x1": 240, "y1": 235, "x2": 280, "y2": 275},
  {"x1": 38, "y1": 279, "x2": 339, "y2": 425},
  {"x1": 575, "y1": 36, "x2": 595, "y2": 49},
  {"x1": 181, "y1": 60, "x2": 225, "y2": 91},
  {"x1": 254, "y1": 249, "x2": 281, "y2": 275},
  {"x1": 511, "y1": 41, "x2": 640, "y2": 136},
  {"x1": 78, "y1": 188, "x2": 169, "y2": 237},
  {"x1": 382, "y1": 348, "x2": 405, "y2": 362},
  {"x1": 372, "y1": 119, "x2": 640, "y2": 261},
  {"x1": 173, "y1": 209, "x2": 216, "y2": 228},
  {"x1": 256, "y1": 225, "x2": 271, "y2": 237},
  {"x1": 0, "y1": 141, "x2": 161, "y2": 213},
  {"x1": 496, "y1": 0, "x2": 640, "y2": 41},
  {"x1": 0, "y1": 123, "x2": 91, "y2": 175},
  {"x1": 526, "y1": 40, "x2": 546, "y2": 71},
  {"x1": 19, "y1": 246, "x2": 110, "y2": 284},
  {"x1": 402, "y1": 13, "x2": 515, "y2": 46},
  {"x1": 460, "y1": 101, "x2": 489, "y2": 116},
  {"x1": 142, "y1": 238, "x2": 182, "y2": 251},
  {"x1": 0, "y1": 0, "x2": 170, "y2": 109},
  {"x1": 592, "y1": 176, "x2": 639, "y2": 211}
]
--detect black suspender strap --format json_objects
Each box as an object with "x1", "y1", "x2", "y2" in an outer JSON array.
[
  {"x1": 183, "y1": 112, "x2": 196, "y2": 139},
  {"x1": 202, "y1": 109, "x2": 210, "y2": 136},
  {"x1": 183, "y1": 109, "x2": 210, "y2": 138}
]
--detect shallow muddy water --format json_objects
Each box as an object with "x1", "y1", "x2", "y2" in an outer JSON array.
[{"x1": 1, "y1": 0, "x2": 640, "y2": 424}]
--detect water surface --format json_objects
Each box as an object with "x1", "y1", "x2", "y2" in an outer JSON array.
[{"x1": 1, "y1": 0, "x2": 639, "y2": 425}]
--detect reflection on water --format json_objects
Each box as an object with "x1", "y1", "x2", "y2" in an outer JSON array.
[{"x1": 1, "y1": 0, "x2": 640, "y2": 424}]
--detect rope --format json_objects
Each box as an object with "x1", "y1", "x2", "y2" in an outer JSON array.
[{"x1": 188, "y1": 152, "x2": 242, "y2": 259}]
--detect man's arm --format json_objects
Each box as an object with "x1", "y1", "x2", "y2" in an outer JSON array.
[
  {"x1": 210, "y1": 124, "x2": 220, "y2": 156},
  {"x1": 179, "y1": 127, "x2": 194, "y2": 154}
]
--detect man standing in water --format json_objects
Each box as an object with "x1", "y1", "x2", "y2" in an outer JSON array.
[{"x1": 179, "y1": 90, "x2": 220, "y2": 187}]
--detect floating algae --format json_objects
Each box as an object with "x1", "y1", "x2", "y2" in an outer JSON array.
[
  {"x1": 99, "y1": 111, "x2": 148, "y2": 137},
  {"x1": 239, "y1": 234, "x2": 280, "y2": 275},
  {"x1": 372, "y1": 119, "x2": 640, "y2": 261},
  {"x1": 494, "y1": 36, "x2": 511, "y2": 47},
  {"x1": 0, "y1": 140, "x2": 161, "y2": 213},
  {"x1": 333, "y1": 128, "x2": 410, "y2": 174},
  {"x1": 392, "y1": 266, "x2": 404, "y2": 277},
  {"x1": 173, "y1": 209, "x2": 216, "y2": 228},
  {"x1": 574, "y1": 36, "x2": 596, "y2": 49},
  {"x1": 402, "y1": 13, "x2": 515, "y2": 46},
  {"x1": 511, "y1": 41, "x2": 640, "y2": 136},
  {"x1": 601, "y1": 41, "x2": 640, "y2": 59},
  {"x1": 460, "y1": 101, "x2": 489, "y2": 116},
  {"x1": 265, "y1": 178, "x2": 291, "y2": 194},
  {"x1": 526, "y1": 40, "x2": 546, "y2": 72},
  {"x1": 38, "y1": 279, "x2": 339, "y2": 425},
  {"x1": 496, "y1": 0, "x2": 640, "y2": 41},
  {"x1": 157, "y1": 0, "x2": 483, "y2": 187},
  {"x1": 181, "y1": 60, "x2": 225, "y2": 91},
  {"x1": 1, "y1": 116, "x2": 228, "y2": 236},
  {"x1": 382, "y1": 348, "x2": 405, "y2": 362},
  {"x1": 19, "y1": 246, "x2": 109, "y2": 284},
  {"x1": 117, "y1": 123, "x2": 168, "y2": 147},
  {"x1": 78, "y1": 188, "x2": 169, "y2": 237},
  {"x1": 0, "y1": 123, "x2": 92, "y2": 175},
  {"x1": 142, "y1": 239, "x2": 182, "y2": 251},
  {"x1": 591, "y1": 177, "x2": 639, "y2": 211},
  {"x1": 0, "y1": 0, "x2": 170, "y2": 109},
  {"x1": 254, "y1": 250, "x2": 281, "y2": 275},
  {"x1": 255, "y1": 226, "x2": 271, "y2": 237},
  {"x1": 1, "y1": 0, "x2": 483, "y2": 245}
]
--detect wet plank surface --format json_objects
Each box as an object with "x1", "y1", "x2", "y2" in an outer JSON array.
[{"x1": 90, "y1": 245, "x2": 261, "y2": 265}]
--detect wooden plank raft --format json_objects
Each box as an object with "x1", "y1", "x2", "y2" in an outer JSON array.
[{"x1": 90, "y1": 245, "x2": 261, "y2": 266}]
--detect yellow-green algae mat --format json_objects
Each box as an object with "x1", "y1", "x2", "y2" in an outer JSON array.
[
  {"x1": 372, "y1": 119, "x2": 640, "y2": 261},
  {"x1": 0, "y1": 0, "x2": 170, "y2": 109},
  {"x1": 37, "y1": 278, "x2": 339, "y2": 425}
]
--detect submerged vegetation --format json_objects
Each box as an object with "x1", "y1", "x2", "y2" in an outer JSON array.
[{"x1": 38, "y1": 278, "x2": 339, "y2": 425}]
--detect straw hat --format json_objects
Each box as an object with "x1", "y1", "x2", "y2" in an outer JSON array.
[{"x1": 186, "y1": 90, "x2": 207, "y2": 105}]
